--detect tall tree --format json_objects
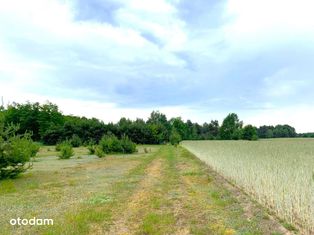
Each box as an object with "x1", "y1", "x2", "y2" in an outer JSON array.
[{"x1": 219, "y1": 113, "x2": 243, "y2": 140}]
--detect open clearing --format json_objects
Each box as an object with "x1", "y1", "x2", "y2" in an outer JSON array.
[{"x1": 1, "y1": 145, "x2": 291, "y2": 235}]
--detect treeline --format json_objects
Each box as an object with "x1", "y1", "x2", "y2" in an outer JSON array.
[
  {"x1": 257, "y1": 125, "x2": 297, "y2": 138},
  {"x1": 0, "y1": 101, "x2": 298, "y2": 145}
]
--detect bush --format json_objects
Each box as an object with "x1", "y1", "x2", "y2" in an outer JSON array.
[
  {"x1": 169, "y1": 129, "x2": 182, "y2": 146},
  {"x1": 87, "y1": 145, "x2": 96, "y2": 154},
  {"x1": 95, "y1": 146, "x2": 105, "y2": 158},
  {"x1": 99, "y1": 134, "x2": 123, "y2": 154},
  {"x1": 56, "y1": 140, "x2": 71, "y2": 151},
  {"x1": 242, "y1": 125, "x2": 258, "y2": 141},
  {"x1": 58, "y1": 142, "x2": 74, "y2": 159},
  {"x1": 86, "y1": 140, "x2": 96, "y2": 154},
  {"x1": 55, "y1": 142, "x2": 62, "y2": 151},
  {"x1": 98, "y1": 134, "x2": 137, "y2": 154},
  {"x1": 70, "y1": 134, "x2": 82, "y2": 147},
  {"x1": 120, "y1": 135, "x2": 137, "y2": 153},
  {"x1": 0, "y1": 123, "x2": 39, "y2": 179}
]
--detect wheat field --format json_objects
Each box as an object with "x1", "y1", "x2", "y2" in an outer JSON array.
[{"x1": 182, "y1": 139, "x2": 314, "y2": 234}]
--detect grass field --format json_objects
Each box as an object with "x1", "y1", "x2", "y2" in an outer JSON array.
[
  {"x1": 0, "y1": 145, "x2": 290, "y2": 234},
  {"x1": 182, "y1": 139, "x2": 314, "y2": 234}
]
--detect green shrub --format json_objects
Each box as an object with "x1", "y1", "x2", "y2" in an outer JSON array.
[
  {"x1": 98, "y1": 134, "x2": 137, "y2": 154},
  {"x1": 56, "y1": 140, "x2": 71, "y2": 151},
  {"x1": 242, "y1": 125, "x2": 258, "y2": 141},
  {"x1": 58, "y1": 142, "x2": 74, "y2": 159},
  {"x1": 169, "y1": 129, "x2": 182, "y2": 147},
  {"x1": 86, "y1": 140, "x2": 96, "y2": 154},
  {"x1": 99, "y1": 134, "x2": 123, "y2": 154},
  {"x1": 55, "y1": 142, "x2": 62, "y2": 151},
  {"x1": 120, "y1": 135, "x2": 137, "y2": 153},
  {"x1": 70, "y1": 134, "x2": 82, "y2": 147},
  {"x1": 0, "y1": 122, "x2": 39, "y2": 179},
  {"x1": 87, "y1": 145, "x2": 96, "y2": 154},
  {"x1": 95, "y1": 146, "x2": 105, "y2": 158}
]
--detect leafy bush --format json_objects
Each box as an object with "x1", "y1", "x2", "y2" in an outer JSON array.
[
  {"x1": 120, "y1": 135, "x2": 137, "y2": 153},
  {"x1": 70, "y1": 134, "x2": 82, "y2": 147},
  {"x1": 99, "y1": 134, "x2": 123, "y2": 154},
  {"x1": 86, "y1": 140, "x2": 96, "y2": 154},
  {"x1": 169, "y1": 129, "x2": 182, "y2": 146},
  {"x1": 99, "y1": 134, "x2": 137, "y2": 154},
  {"x1": 0, "y1": 122, "x2": 39, "y2": 179},
  {"x1": 87, "y1": 145, "x2": 96, "y2": 154},
  {"x1": 95, "y1": 146, "x2": 105, "y2": 158},
  {"x1": 56, "y1": 140, "x2": 71, "y2": 151},
  {"x1": 242, "y1": 125, "x2": 258, "y2": 140},
  {"x1": 58, "y1": 142, "x2": 74, "y2": 159},
  {"x1": 55, "y1": 142, "x2": 62, "y2": 151}
]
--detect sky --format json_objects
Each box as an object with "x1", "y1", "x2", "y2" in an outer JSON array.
[{"x1": 0, "y1": 0, "x2": 314, "y2": 132}]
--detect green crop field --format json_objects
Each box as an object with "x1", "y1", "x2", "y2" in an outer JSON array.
[{"x1": 182, "y1": 139, "x2": 314, "y2": 234}]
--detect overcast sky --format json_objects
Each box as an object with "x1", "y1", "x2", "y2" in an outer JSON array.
[{"x1": 1, "y1": 0, "x2": 314, "y2": 132}]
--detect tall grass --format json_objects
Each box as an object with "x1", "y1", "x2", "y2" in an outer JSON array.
[{"x1": 182, "y1": 139, "x2": 314, "y2": 234}]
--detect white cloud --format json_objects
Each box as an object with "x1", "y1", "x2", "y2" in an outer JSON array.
[
  {"x1": 262, "y1": 68, "x2": 307, "y2": 98},
  {"x1": 1, "y1": 0, "x2": 314, "y2": 132},
  {"x1": 244, "y1": 105, "x2": 314, "y2": 133},
  {"x1": 223, "y1": 0, "x2": 314, "y2": 53}
]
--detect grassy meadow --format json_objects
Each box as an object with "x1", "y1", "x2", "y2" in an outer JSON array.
[
  {"x1": 0, "y1": 145, "x2": 290, "y2": 235},
  {"x1": 182, "y1": 139, "x2": 314, "y2": 234}
]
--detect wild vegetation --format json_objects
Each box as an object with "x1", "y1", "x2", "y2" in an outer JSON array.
[
  {"x1": 0, "y1": 112, "x2": 39, "y2": 179},
  {"x1": 182, "y1": 139, "x2": 314, "y2": 234}
]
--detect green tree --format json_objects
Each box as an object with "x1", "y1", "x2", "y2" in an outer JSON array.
[
  {"x1": 0, "y1": 112, "x2": 39, "y2": 179},
  {"x1": 219, "y1": 113, "x2": 243, "y2": 140},
  {"x1": 58, "y1": 142, "x2": 74, "y2": 159},
  {"x1": 242, "y1": 125, "x2": 258, "y2": 140},
  {"x1": 169, "y1": 129, "x2": 182, "y2": 146},
  {"x1": 147, "y1": 111, "x2": 170, "y2": 143},
  {"x1": 170, "y1": 117, "x2": 187, "y2": 140}
]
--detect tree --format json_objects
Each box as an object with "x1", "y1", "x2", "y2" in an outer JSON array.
[
  {"x1": 219, "y1": 113, "x2": 243, "y2": 140},
  {"x1": 169, "y1": 129, "x2": 182, "y2": 146},
  {"x1": 147, "y1": 111, "x2": 170, "y2": 143},
  {"x1": 0, "y1": 112, "x2": 39, "y2": 179},
  {"x1": 170, "y1": 117, "x2": 187, "y2": 140},
  {"x1": 242, "y1": 125, "x2": 258, "y2": 140},
  {"x1": 273, "y1": 125, "x2": 296, "y2": 138}
]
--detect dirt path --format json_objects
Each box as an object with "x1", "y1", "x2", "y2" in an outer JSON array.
[
  {"x1": 106, "y1": 158, "x2": 164, "y2": 235},
  {"x1": 104, "y1": 146, "x2": 294, "y2": 235}
]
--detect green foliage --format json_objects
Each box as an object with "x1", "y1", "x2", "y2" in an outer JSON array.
[
  {"x1": 0, "y1": 113, "x2": 39, "y2": 179},
  {"x1": 70, "y1": 134, "x2": 82, "y2": 147},
  {"x1": 99, "y1": 134, "x2": 123, "y2": 154},
  {"x1": 169, "y1": 129, "x2": 182, "y2": 146},
  {"x1": 95, "y1": 146, "x2": 105, "y2": 158},
  {"x1": 58, "y1": 142, "x2": 74, "y2": 159},
  {"x1": 120, "y1": 135, "x2": 137, "y2": 153},
  {"x1": 99, "y1": 134, "x2": 137, "y2": 154},
  {"x1": 55, "y1": 142, "x2": 62, "y2": 151},
  {"x1": 257, "y1": 125, "x2": 296, "y2": 138},
  {"x1": 242, "y1": 125, "x2": 258, "y2": 140},
  {"x1": 87, "y1": 145, "x2": 96, "y2": 154},
  {"x1": 219, "y1": 113, "x2": 243, "y2": 140},
  {"x1": 4, "y1": 102, "x2": 64, "y2": 141},
  {"x1": 1, "y1": 101, "x2": 299, "y2": 145}
]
